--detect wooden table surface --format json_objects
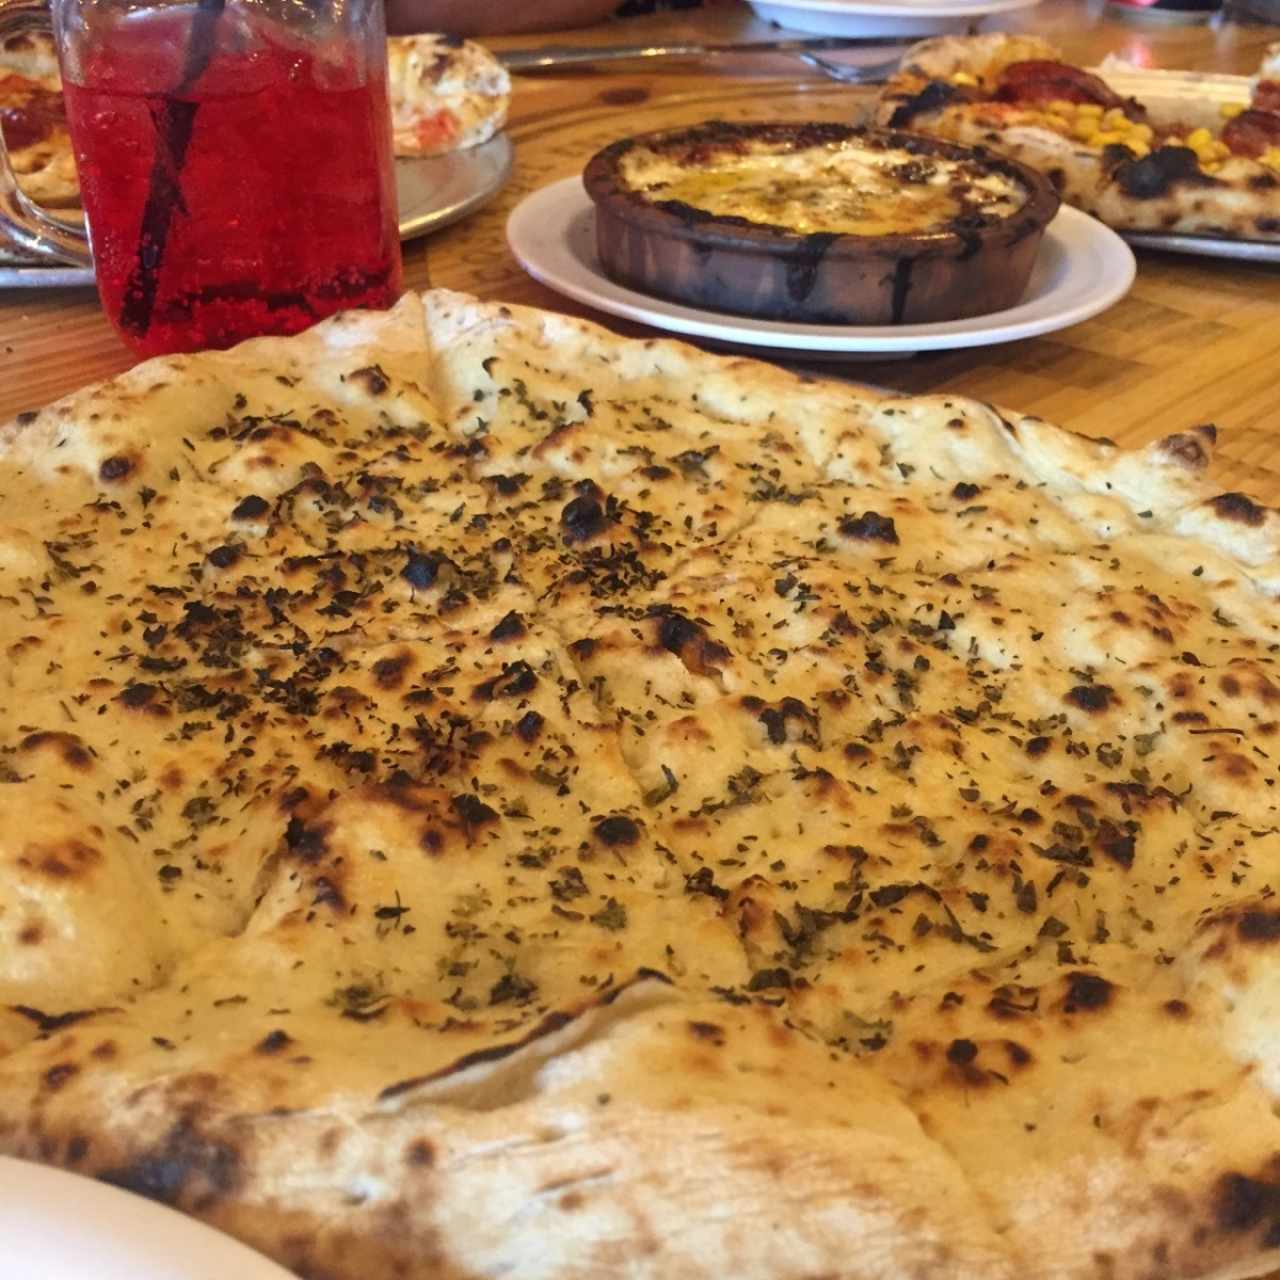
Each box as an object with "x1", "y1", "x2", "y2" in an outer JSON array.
[{"x1": 4, "y1": 0, "x2": 1280, "y2": 495}]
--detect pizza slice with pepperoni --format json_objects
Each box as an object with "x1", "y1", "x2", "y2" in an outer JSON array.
[
  {"x1": 875, "y1": 33, "x2": 1280, "y2": 242},
  {"x1": 0, "y1": 30, "x2": 507, "y2": 256},
  {"x1": 0, "y1": 34, "x2": 78, "y2": 212},
  {"x1": 386, "y1": 34, "x2": 510, "y2": 158}
]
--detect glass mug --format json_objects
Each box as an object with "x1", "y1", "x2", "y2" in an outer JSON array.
[{"x1": 0, "y1": 0, "x2": 403, "y2": 357}]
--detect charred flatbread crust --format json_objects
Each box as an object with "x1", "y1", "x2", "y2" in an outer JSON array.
[
  {"x1": 874, "y1": 34, "x2": 1280, "y2": 241},
  {"x1": 6, "y1": 292, "x2": 1280, "y2": 1280}
]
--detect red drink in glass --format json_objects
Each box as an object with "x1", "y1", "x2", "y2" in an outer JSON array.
[{"x1": 62, "y1": 8, "x2": 403, "y2": 358}]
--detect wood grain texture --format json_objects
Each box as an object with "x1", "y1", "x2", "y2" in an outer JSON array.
[{"x1": 2, "y1": 0, "x2": 1279, "y2": 498}]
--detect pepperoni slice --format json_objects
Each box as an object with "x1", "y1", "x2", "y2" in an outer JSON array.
[
  {"x1": 1222, "y1": 107, "x2": 1280, "y2": 158},
  {"x1": 0, "y1": 73, "x2": 37, "y2": 95},
  {"x1": 1253, "y1": 80, "x2": 1280, "y2": 115},
  {"x1": 0, "y1": 76, "x2": 64, "y2": 152},
  {"x1": 1, "y1": 103, "x2": 50, "y2": 150},
  {"x1": 994, "y1": 60, "x2": 1132, "y2": 111},
  {"x1": 414, "y1": 108, "x2": 459, "y2": 152}
]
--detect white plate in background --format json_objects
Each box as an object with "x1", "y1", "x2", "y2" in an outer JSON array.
[
  {"x1": 506, "y1": 176, "x2": 1135, "y2": 358},
  {"x1": 748, "y1": 0, "x2": 1040, "y2": 37}
]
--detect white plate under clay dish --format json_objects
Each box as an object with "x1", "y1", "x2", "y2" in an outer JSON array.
[
  {"x1": 747, "y1": 0, "x2": 1040, "y2": 37},
  {"x1": 506, "y1": 176, "x2": 1136, "y2": 360},
  {"x1": 0, "y1": 135, "x2": 514, "y2": 291},
  {"x1": 0, "y1": 1156, "x2": 294, "y2": 1280}
]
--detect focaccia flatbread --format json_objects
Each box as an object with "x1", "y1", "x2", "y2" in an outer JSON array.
[{"x1": 4, "y1": 292, "x2": 1280, "y2": 1280}]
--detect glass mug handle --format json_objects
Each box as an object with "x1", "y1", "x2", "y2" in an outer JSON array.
[{"x1": 0, "y1": 0, "x2": 91, "y2": 267}]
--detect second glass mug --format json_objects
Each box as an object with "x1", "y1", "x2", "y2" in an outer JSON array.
[{"x1": 0, "y1": 0, "x2": 404, "y2": 358}]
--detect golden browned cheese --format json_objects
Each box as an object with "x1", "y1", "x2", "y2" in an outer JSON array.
[
  {"x1": 4, "y1": 292, "x2": 1280, "y2": 1280},
  {"x1": 619, "y1": 140, "x2": 1027, "y2": 236}
]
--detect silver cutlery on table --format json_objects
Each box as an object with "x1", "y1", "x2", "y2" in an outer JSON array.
[
  {"x1": 793, "y1": 49, "x2": 906, "y2": 83},
  {"x1": 496, "y1": 35, "x2": 910, "y2": 74}
]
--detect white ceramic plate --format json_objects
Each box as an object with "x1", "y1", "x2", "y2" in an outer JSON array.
[
  {"x1": 0, "y1": 136, "x2": 514, "y2": 291},
  {"x1": 747, "y1": 0, "x2": 1039, "y2": 37},
  {"x1": 0, "y1": 1156, "x2": 294, "y2": 1280},
  {"x1": 506, "y1": 176, "x2": 1136, "y2": 358}
]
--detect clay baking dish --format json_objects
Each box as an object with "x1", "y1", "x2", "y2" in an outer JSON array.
[{"x1": 582, "y1": 121, "x2": 1061, "y2": 326}]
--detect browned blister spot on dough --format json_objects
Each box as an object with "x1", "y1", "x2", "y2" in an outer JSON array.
[
  {"x1": 1065, "y1": 684, "x2": 1116, "y2": 713},
  {"x1": 1004, "y1": 1040, "x2": 1033, "y2": 1068},
  {"x1": 1159, "y1": 431, "x2": 1211, "y2": 470},
  {"x1": 116, "y1": 683, "x2": 170, "y2": 716},
  {"x1": 99, "y1": 1114, "x2": 244, "y2": 1208},
  {"x1": 255, "y1": 1029, "x2": 293, "y2": 1055},
  {"x1": 42, "y1": 1062, "x2": 80, "y2": 1092},
  {"x1": 405, "y1": 1138, "x2": 435, "y2": 1168},
  {"x1": 371, "y1": 651, "x2": 413, "y2": 690},
  {"x1": 1210, "y1": 752, "x2": 1257, "y2": 782},
  {"x1": 652, "y1": 610, "x2": 732, "y2": 679},
  {"x1": 1236, "y1": 910, "x2": 1280, "y2": 944},
  {"x1": 98, "y1": 453, "x2": 136, "y2": 483},
  {"x1": 1212, "y1": 1169, "x2": 1280, "y2": 1248},
  {"x1": 1060, "y1": 972, "x2": 1113, "y2": 1014},
  {"x1": 839, "y1": 511, "x2": 899, "y2": 544},
  {"x1": 17, "y1": 731, "x2": 94, "y2": 771},
  {"x1": 283, "y1": 816, "x2": 331, "y2": 862},
  {"x1": 347, "y1": 364, "x2": 389, "y2": 396},
  {"x1": 20, "y1": 838, "x2": 102, "y2": 880},
  {"x1": 687, "y1": 1021, "x2": 725, "y2": 1045},
  {"x1": 1210, "y1": 493, "x2": 1267, "y2": 527},
  {"x1": 593, "y1": 815, "x2": 641, "y2": 847}
]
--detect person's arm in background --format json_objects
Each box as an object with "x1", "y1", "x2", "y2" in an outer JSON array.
[{"x1": 385, "y1": 0, "x2": 621, "y2": 36}]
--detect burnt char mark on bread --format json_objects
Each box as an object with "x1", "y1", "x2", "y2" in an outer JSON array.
[
  {"x1": 1101, "y1": 142, "x2": 1142, "y2": 174},
  {"x1": 100, "y1": 1115, "x2": 243, "y2": 1207},
  {"x1": 1115, "y1": 147, "x2": 1219, "y2": 200},
  {"x1": 888, "y1": 81, "x2": 981, "y2": 129},
  {"x1": 1211, "y1": 492, "x2": 1268, "y2": 527}
]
